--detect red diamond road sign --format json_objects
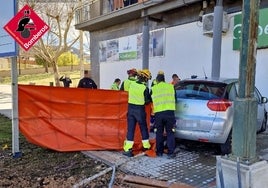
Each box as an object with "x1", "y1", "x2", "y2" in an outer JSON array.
[{"x1": 4, "y1": 4, "x2": 50, "y2": 51}]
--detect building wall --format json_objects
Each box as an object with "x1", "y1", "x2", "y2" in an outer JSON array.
[
  {"x1": 164, "y1": 18, "x2": 268, "y2": 98},
  {"x1": 90, "y1": 18, "x2": 145, "y2": 86},
  {"x1": 89, "y1": 2, "x2": 268, "y2": 97},
  {"x1": 90, "y1": 1, "x2": 203, "y2": 87}
]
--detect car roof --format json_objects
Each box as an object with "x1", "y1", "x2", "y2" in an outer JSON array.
[{"x1": 181, "y1": 77, "x2": 238, "y2": 84}]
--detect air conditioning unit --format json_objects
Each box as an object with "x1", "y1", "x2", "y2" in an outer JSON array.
[{"x1": 202, "y1": 12, "x2": 229, "y2": 36}]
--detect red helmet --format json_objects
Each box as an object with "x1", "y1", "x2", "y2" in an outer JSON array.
[{"x1": 127, "y1": 68, "x2": 137, "y2": 75}]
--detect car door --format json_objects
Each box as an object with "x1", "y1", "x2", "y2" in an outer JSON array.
[
  {"x1": 254, "y1": 87, "x2": 266, "y2": 131},
  {"x1": 234, "y1": 83, "x2": 265, "y2": 132}
]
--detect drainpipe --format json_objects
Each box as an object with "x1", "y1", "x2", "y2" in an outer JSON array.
[
  {"x1": 142, "y1": 12, "x2": 149, "y2": 69},
  {"x1": 232, "y1": 0, "x2": 259, "y2": 162},
  {"x1": 211, "y1": 0, "x2": 223, "y2": 79}
]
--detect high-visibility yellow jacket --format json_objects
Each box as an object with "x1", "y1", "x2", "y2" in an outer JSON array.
[
  {"x1": 121, "y1": 77, "x2": 136, "y2": 91},
  {"x1": 151, "y1": 82, "x2": 176, "y2": 113},
  {"x1": 110, "y1": 83, "x2": 119, "y2": 90},
  {"x1": 128, "y1": 82, "x2": 147, "y2": 105}
]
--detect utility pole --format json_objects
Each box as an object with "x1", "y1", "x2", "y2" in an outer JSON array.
[
  {"x1": 232, "y1": 0, "x2": 259, "y2": 162},
  {"x1": 216, "y1": 0, "x2": 268, "y2": 187}
]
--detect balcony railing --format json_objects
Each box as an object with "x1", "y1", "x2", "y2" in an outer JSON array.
[{"x1": 75, "y1": 0, "x2": 149, "y2": 25}]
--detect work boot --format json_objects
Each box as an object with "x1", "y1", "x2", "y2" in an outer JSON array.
[
  {"x1": 123, "y1": 150, "x2": 133, "y2": 157},
  {"x1": 167, "y1": 153, "x2": 176, "y2": 159}
]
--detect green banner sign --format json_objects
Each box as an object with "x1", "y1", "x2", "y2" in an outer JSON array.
[
  {"x1": 233, "y1": 8, "x2": 268, "y2": 50},
  {"x1": 119, "y1": 51, "x2": 137, "y2": 60}
]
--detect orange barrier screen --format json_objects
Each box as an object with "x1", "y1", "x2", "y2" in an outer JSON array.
[{"x1": 18, "y1": 85, "x2": 152, "y2": 152}]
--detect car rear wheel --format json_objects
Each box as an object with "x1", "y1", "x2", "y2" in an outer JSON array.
[{"x1": 220, "y1": 132, "x2": 232, "y2": 155}]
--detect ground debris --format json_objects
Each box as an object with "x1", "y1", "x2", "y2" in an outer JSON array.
[
  {"x1": 121, "y1": 175, "x2": 193, "y2": 188},
  {"x1": 0, "y1": 136, "x2": 131, "y2": 187}
]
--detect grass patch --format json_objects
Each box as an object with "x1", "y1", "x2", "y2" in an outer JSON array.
[
  {"x1": 18, "y1": 71, "x2": 80, "y2": 86},
  {"x1": 0, "y1": 115, "x2": 12, "y2": 144},
  {"x1": 0, "y1": 77, "x2": 11, "y2": 83},
  {"x1": 3, "y1": 73, "x2": 55, "y2": 84},
  {"x1": 2, "y1": 71, "x2": 81, "y2": 87},
  {"x1": 19, "y1": 73, "x2": 55, "y2": 82}
]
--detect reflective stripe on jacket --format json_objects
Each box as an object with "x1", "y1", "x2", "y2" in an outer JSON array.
[
  {"x1": 151, "y1": 82, "x2": 176, "y2": 113},
  {"x1": 128, "y1": 82, "x2": 146, "y2": 105}
]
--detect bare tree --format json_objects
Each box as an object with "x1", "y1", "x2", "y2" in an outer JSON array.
[{"x1": 20, "y1": 0, "x2": 80, "y2": 86}]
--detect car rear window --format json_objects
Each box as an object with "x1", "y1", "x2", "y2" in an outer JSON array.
[{"x1": 175, "y1": 81, "x2": 228, "y2": 100}]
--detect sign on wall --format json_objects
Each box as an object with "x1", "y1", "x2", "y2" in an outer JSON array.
[
  {"x1": 233, "y1": 8, "x2": 268, "y2": 50},
  {"x1": 4, "y1": 4, "x2": 50, "y2": 51},
  {"x1": 119, "y1": 34, "x2": 138, "y2": 60},
  {"x1": 0, "y1": 0, "x2": 17, "y2": 57},
  {"x1": 99, "y1": 28, "x2": 165, "y2": 63}
]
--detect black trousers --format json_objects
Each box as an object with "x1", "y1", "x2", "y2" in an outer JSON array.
[
  {"x1": 155, "y1": 110, "x2": 176, "y2": 155},
  {"x1": 126, "y1": 104, "x2": 149, "y2": 141}
]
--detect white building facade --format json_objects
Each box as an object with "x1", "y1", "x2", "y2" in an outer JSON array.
[{"x1": 75, "y1": 1, "x2": 268, "y2": 97}]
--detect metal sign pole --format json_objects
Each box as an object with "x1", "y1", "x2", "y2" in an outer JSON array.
[
  {"x1": 0, "y1": 0, "x2": 20, "y2": 157},
  {"x1": 11, "y1": 56, "x2": 21, "y2": 158}
]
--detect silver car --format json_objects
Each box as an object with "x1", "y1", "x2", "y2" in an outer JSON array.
[{"x1": 174, "y1": 77, "x2": 268, "y2": 154}]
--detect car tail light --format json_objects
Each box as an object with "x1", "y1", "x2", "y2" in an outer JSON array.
[
  {"x1": 207, "y1": 99, "x2": 232, "y2": 111},
  {"x1": 198, "y1": 138, "x2": 209, "y2": 142}
]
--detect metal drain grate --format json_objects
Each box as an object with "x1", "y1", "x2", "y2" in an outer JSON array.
[
  {"x1": 84, "y1": 149, "x2": 217, "y2": 188},
  {"x1": 155, "y1": 151, "x2": 216, "y2": 187}
]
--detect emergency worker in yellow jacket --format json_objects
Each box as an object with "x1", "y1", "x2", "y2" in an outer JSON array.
[
  {"x1": 150, "y1": 70, "x2": 165, "y2": 132},
  {"x1": 123, "y1": 69, "x2": 152, "y2": 157},
  {"x1": 151, "y1": 73, "x2": 176, "y2": 158},
  {"x1": 120, "y1": 68, "x2": 137, "y2": 91}
]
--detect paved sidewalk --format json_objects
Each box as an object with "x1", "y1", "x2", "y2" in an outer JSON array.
[
  {"x1": 0, "y1": 84, "x2": 12, "y2": 118},
  {"x1": 83, "y1": 148, "x2": 217, "y2": 188},
  {"x1": 83, "y1": 130, "x2": 268, "y2": 188}
]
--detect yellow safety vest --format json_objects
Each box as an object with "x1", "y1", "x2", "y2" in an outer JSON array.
[
  {"x1": 123, "y1": 77, "x2": 136, "y2": 91},
  {"x1": 151, "y1": 82, "x2": 175, "y2": 113},
  {"x1": 110, "y1": 83, "x2": 119, "y2": 90},
  {"x1": 128, "y1": 82, "x2": 146, "y2": 105}
]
